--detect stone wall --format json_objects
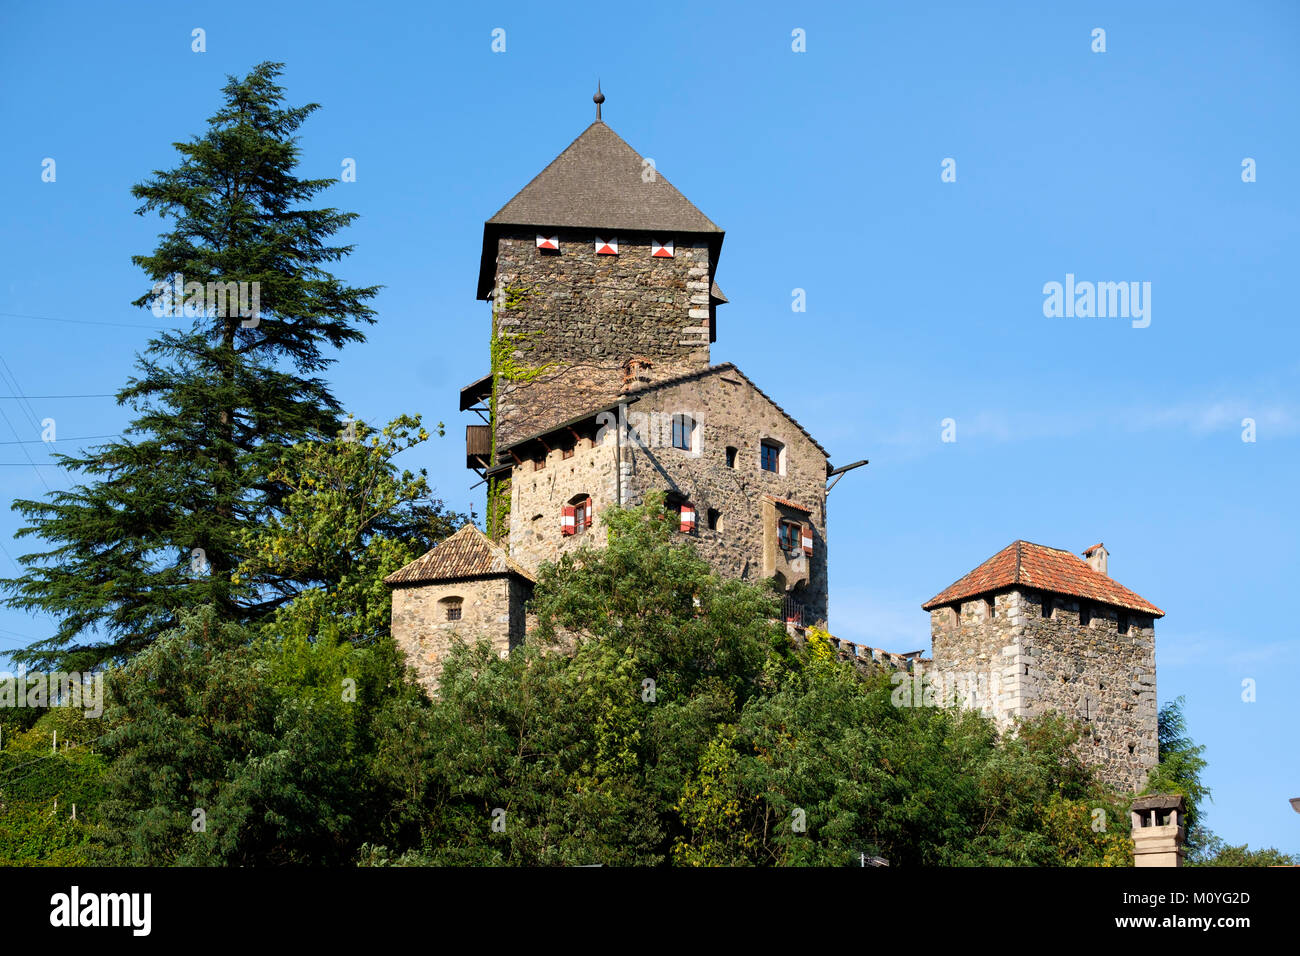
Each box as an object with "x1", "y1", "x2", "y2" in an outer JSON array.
[
  {"x1": 390, "y1": 575, "x2": 527, "y2": 694},
  {"x1": 506, "y1": 368, "x2": 830, "y2": 623},
  {"x1": 928, "y1": 587, "x2": 1157, "y2": 792},
  {"x1": 490, "y1": 231, "x2": 715, "y2": 446}
]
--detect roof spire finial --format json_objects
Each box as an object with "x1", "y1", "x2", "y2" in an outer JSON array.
[{"x1": 593, "y1": 80, "x2": 605, "y2": 121}]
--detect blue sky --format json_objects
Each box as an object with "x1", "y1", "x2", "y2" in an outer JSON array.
[{"x1": 1, "y1": 1, "x2": 1296, "y2": 854}]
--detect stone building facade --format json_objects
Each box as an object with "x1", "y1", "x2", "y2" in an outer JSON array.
[
  {"x1": 501, "y1": 363, "x2": 830, "y2": 623},
  {"x1": 384, "y1": 524, "x2": 533, "y2": 693},
  {"x1": 922, "y1": 541, "x2": 1163, "y2": 792}
]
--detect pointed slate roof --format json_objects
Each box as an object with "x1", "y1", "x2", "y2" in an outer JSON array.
[
  {"x1": 478, "y1": 121, "x2": 724, "y2": 298},
  {"x1": 921, "y1": 540, "x2": 1164, "y2": 617},
  {"x1": 384, "y1": 523, "x2": 534, "y2": 586},
  {"x1": 487, "y1": 121, "x2": 722, "y2": 235}
]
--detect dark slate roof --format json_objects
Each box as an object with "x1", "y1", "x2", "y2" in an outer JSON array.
[
  {"x1": 498, "y1": 362, "x2": 831, "y2": 461},
  {"x1": 384, "y1": 523, "x2": 534, "y2": 586},
  {"x1": 486, "y1": 121, "x2": 722, "y2": 235},
  {"x1": 477, "y1": 121, "x2": 725, "y2": 299},
  {"x1": 921, "y1": 540, "x2": 1164, "y2": 617}
]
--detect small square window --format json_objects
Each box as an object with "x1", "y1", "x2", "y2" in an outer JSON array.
[
  {"x1": 562, "y1": 445, "x2": 574, "y2": 460},
  {"x1": 761, "y1": 440, "x2": 781, "y2": 473},
  {"x1": 534, "y1": 456, "x2": 546, "y2": 471},
  {"x1": 707, "y1": 508, "x2": 720, "y2": 531},
  {"x1": 778, "y1": 520, "x2": 800, "y2": 551}
]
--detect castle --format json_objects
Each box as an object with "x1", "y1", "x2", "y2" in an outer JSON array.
[{"x1": 386, "y1": 95, "x2": 1164, "y2": 794}]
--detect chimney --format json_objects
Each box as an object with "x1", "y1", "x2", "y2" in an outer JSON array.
[
  {"x1": 620, "y1": 357, "x2": 653, "y2": 394},
  {"x1": 1083, "y1": 542, "x2": 1108, "y2": 576},
  {"x1": 1130, "y1": 794, "x2": 1186, "y2": 867}
]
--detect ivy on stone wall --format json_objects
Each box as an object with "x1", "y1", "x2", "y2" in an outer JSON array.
[{"x1": 487, "y1": 284, "x2": 556, "y2": 541}]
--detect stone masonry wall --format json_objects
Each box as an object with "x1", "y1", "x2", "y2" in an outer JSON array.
[
  {"x1": 929, "y1": 587, "x2": 1157, "y2": 792},
  {"x1": 390, "y1": 576, "x2": 525, "y2": 694},
  {"x1": 507, "y1": 369, "x2": 830, "y2": 624},
  {"x1": 491, "y1": 231, "x2": 714, "y2": 446}
]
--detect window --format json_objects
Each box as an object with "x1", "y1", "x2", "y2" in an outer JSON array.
[
  {"x1": 562, "y1": 445, "x2": 574, "y2": 460},
  {"x1": 1118, "y1": 613, "x2": 1129, "y2": 635},
  {"x1": 565, "y1": 494, "x2": 593, "y2": 535},
  {"x1": 1040, "y1": 596, "x2": 1052, "y2": 618},
  {"x1": 707, "y1": 508, "x2": 721, "y2": 531},
  {"x1": 440, "y1": 597, "x2": 463, "y2": 622},
  {"x1": 778, "y1": 519, "x2": 801, "y2": 552},
  {"x1": 534, "y1": 456, "x2": 546, "y2": 471},
  {"x1": 725, "y1": 446, "x2": 737, "y2": 468},
  {"x1": 672, "y1": 414, "x2": 693, "y2": 451},
  {"x1": 1079, "y1": 603, "x2": 1091, "y2": 627},
  {"x1": 984, "y1": 596, "x2": 995, "y2": 620},
  {"x1": 761, "y1": 439, "x2": 782, "y2": 473}
]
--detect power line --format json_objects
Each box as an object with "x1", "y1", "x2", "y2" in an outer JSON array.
[
  {"x1": 0, "y1": 310, "x2": 169, "y2": 331},
  {"x1": 0, "y1": 395, "x2": 115, "y2": 400},
  {"x1": 0, "y1": 434, "x2": 119, "y2": 445}
]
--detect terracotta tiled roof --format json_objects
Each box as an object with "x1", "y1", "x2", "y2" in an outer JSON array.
[
  {"x1": 921, "y1": 540, "x2": 1164, "y2": 617},
  {"x1": 486, "y1": 121, "x2": 722, "y2": 236},
  {"x1": 764, "y1": 494, "x2": 812, "y2": 513},
  {"x1": 384, "y1": 523, "x2": 534, "y2": 586}
]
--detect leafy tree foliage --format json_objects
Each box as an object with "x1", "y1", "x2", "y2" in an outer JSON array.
[
  {"x1": 235, "y1": 414, "x2": 468, "y2": 644},
  {"x1": 1143, "y1": 695, "x2": 1210, "y2": 855},
  {"x1": 94, "y1": 606, "x2": 416, "y2": 865},
  {"x1": 365, "y1": 494, "x2": 1133, "y2": 867},
  {"x1": 0, "y1": 703, "x2": 107, "y2": 866},
  {"x1": 3, "y1": 62, "x2": 378, "y2": 670}
]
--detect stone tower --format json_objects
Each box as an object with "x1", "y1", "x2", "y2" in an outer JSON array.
[
  {"x1": 461, "y1": 114, "x2": 731, "y2": 543},
  {"x1": 921, "y1": 540, "x2": 1163, "y2": 793},
  {"x1": 393, "y1": 99, "x2": 843, "y2": 692}
]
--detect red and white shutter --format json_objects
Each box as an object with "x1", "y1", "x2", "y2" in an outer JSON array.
[
  {"x1": 536, "y1": 234, "x2": 559, "y2": 250},
  {"x1": 585, "y1": 498, "x2": 594, "y2": 527},
  {"x1": 651, "y1": 238, "x2": 674, "y2": 258},
  {"x1": 561, "y1": 505, "x2": 576, "y2": 535},
  {"x1": 595, "y1": 236, "x2": 618, "y2": 255},
  {"x1": 801, "y1": 525, "x2": 814, "y2": 556},
  {"x1": 680, "y1": 503, "x2": 696, "y2": 533}
]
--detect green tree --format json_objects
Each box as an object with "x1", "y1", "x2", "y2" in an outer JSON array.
[
  {"x1": 1191, "y1": 833, "x2": 1298, "y2": 867},
  {"x1": 3, "y1": 62, "x2": 378, "y2": 670},
  {"x1": 235, "y1": 414, "x2": 468, "y2": 644},
  {"x1": 95, "y1": 605, "x2": 416, "y2": 865},
  {"x1": 367, "y1": 495, "x2": 1133, "y2": 867},
  {"x1": 1143, "y1": 696, "x2": 1210, "y2": 855}
]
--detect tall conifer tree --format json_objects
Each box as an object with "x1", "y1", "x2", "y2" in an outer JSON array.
[{"x1": 4, "y1": 62, "x2": 379, "y2": 669}]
